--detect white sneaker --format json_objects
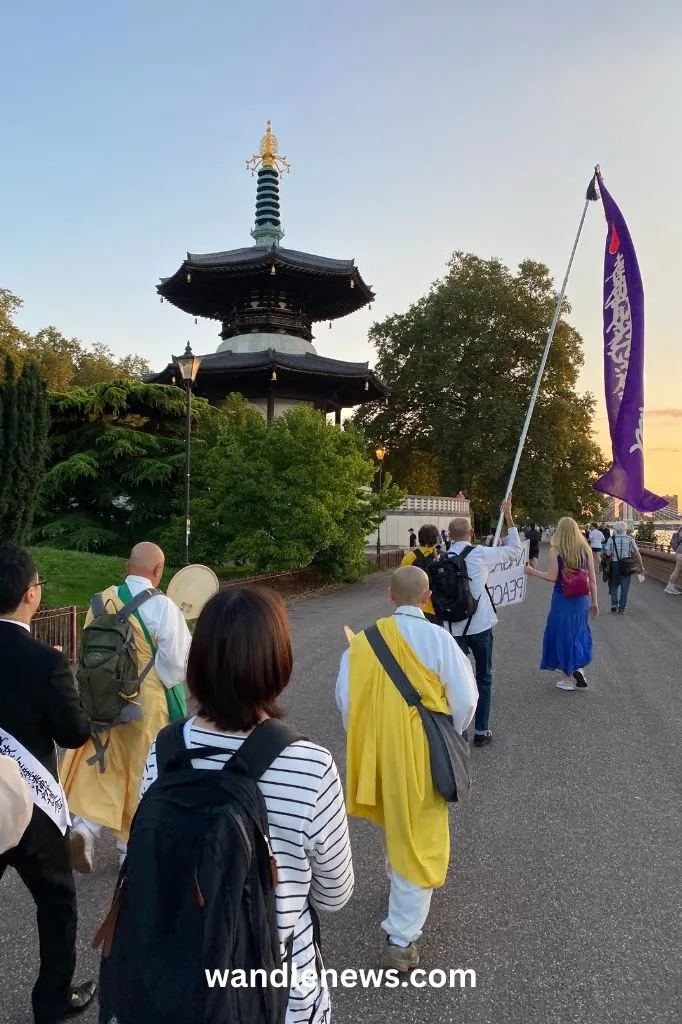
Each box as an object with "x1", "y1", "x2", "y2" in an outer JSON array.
[
  {"x1": 664, "y1": 584, "x2": 682, "y2": 595},
  {"x1": 70, "y1": 826, "x2": 95, "y2": 873},
  {"x1": 556, "y1": 679, "x2": 576, "y2": 691}
]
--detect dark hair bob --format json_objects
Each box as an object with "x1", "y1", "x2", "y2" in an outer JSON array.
[{"x1": 186, "y1": 585, "x2": 293, "y2": 732}]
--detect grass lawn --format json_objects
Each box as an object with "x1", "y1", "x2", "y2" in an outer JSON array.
[{"x1": 29, "y1": 548, "x2": 176, "y2": 610}]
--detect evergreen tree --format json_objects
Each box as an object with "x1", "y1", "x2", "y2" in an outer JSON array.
[
  {"x1": 0, "y1": 357, "x2": 50, "y2": 543},
  {"x1": 33, "y1": 380, "x2": 215, "y2": 553}
]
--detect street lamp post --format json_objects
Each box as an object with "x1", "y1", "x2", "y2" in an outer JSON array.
[
  {"x1": 375, "y1": 446, "x2": 386, "y2": 558},
  {"x1": 174, "y1": 343, "x2": 202, "y2": 566}
]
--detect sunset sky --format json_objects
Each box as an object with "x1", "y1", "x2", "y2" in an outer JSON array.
[{"x1": 1, "y1": 1, "x2": 680, "y2": 501}]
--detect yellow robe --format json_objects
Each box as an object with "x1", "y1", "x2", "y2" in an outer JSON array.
[
  {"x1": 61, "y1": 585, "x2": 170, "y2": 842},
  {"x1": 345, "y1": 616, "x2": 450, "y2": 889}
]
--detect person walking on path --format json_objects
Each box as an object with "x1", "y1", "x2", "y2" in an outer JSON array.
[
  {"x1": 401, "y1": 524, "x2": 441, "y2": 623},
  {"x1": 604, "y1": 523, "x2": 644, "y2": 614},
  {"x1": 526, "y1": 522, "x2": 542, "y2": 568},
  {"x1": 63, "y1": 542, "x2": 191, "y2": 872},
  {"x1": 524, "y1": 517, "x2": 598, "y2": 691},
  {"x1": 408, "y1": 528, "x2": 417, "y2": 549},
  {"x1": 137, "y1": 586, "x2": 353, "y2": 1024},
  {"x1": 664, "y1": 525, "x2": 682, "y2": 595},
  {"x1": 588, "y1": 523, "x2": 606, "y2": 565},
  {"x1": 0, "y1": 545, "x2": 96, "y2": 1024},
  {"x1": 336, "y1": 565, "x2": 477, "y2": 972},
  {"x1": 446, "y1": 497, "x2": 520, "y2": 746}
]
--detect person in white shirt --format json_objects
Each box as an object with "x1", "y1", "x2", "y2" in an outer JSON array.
[
  {"x1": 664, "y1": 525, "x2": 682, "y2": 595},
  {"x1": 63, "y1": 542, "x2": 192, "y2": 871},
  {"x1": 336, "y1": 566, "x2": 477, "y2": 972},
  {"x1": 446, "y1": 498, "x2": 520, "y2": 747},
  {"x1": 588, "y1": 524, "x2": 606, "y2": 561}
]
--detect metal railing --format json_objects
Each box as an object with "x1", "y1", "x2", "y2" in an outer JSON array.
[
  {"x1": 31, "y1": 605, "x2": 87, "y2": 664},
  {"x1": 365, "y1": 549, "x2": 405, "y2": 570}
]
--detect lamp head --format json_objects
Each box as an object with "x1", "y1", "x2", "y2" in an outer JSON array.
[
  {"x1": 175, "y1": 343, "x2": 201, "y2": 384},
  {"x1": 375, "y1": 446, "x2": 386, "y2": 462}
]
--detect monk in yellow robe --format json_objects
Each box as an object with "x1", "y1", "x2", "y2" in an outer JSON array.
[
  {"x1": 336, "y1": 565, "x2": 477, "y2": 972},
  {"x1": 62, "y1": 543, "x2": 191, "y2": 871}
]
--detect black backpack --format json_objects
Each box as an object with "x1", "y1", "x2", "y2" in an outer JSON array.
[
  {"x1": 96, "y1": 719, "x2": 305, "y2": 1024},
  {"x1": 411, "y1": 547, "x2": 439, "y2": 572},
  {"x1": 427, "y1": 545, "x2": 478, "y2": 633}
]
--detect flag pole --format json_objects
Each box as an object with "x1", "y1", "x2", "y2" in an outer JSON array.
[{"x1": 491, "y1": 174, "x2": 599, "y2": 546}]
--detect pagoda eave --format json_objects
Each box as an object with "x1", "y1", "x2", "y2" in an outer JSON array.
[
  {"x1": 157, "y1": 245, "x2": 374, "y2": 323},
  {"x1": 146, "y1": 349, "x2": 390, "y2": 409}
]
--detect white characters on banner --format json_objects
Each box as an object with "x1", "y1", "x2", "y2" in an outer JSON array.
[{"x1": 604, "y1": 251, "x2": 632, "y2": 402}]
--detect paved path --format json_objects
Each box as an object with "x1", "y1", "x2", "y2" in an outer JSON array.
[{"x1": 2, "y1": 557, "x2": 680, "y2": 1023}]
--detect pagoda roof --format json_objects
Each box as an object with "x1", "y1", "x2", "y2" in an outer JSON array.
[
  {"x1": 157, "y1": 245, "x2": 375, "y2": 323},
  {"x1": 147, "y1": 348, "x2": 390, "y2": 410}
]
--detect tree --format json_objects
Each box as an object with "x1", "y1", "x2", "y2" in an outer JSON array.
[
  {"x1": 635, "y1": 519, "x2": 658, "y2": 543},
  {"x1": 1, "y1": 287, "x2": 150, "y2": 389},
  {"x1": 0, "y1": 357, "x2": 50, "y2": 543},
  {"x1": 33, "y1": 380, "x2": 215, "y2": 553},
  {"x1": 164, "y1": 403, "x2": 405, "y2": 579},
  {"x1": 22, "y1": 329, "x2": 151, "y2": 389},
  {"x1": 355, "y1": 253, "x2": 607, "y2": 523},
  {"x1": 0, "y1": 289, "x2": 31, "y2": 367}
]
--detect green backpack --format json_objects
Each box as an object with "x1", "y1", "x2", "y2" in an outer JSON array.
[{"x1": 76, "y1": 588, "x2": 160, "y2": 730}]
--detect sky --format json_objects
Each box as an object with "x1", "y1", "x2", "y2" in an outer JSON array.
[{"x1": 2, "y1": 0, "x2": 681, "y2": 501}]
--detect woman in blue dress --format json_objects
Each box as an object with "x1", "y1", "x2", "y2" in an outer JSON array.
[{"x1": 524, "y1": 517, "x2": 599, "y2": 691}]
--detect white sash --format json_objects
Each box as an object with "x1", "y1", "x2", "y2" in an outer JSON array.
[{"x1": 0, "y1": 727, "x2": 71, "y2": 835}]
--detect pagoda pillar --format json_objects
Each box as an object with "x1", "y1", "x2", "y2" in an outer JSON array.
[
  {"x1": 267, "y1": 392, "x2": 275, "y2": 422},
  {"x1": 334, "y1": 408, "x2": 342, "y2": 426}
]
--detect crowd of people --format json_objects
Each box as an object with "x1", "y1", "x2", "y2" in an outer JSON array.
[{"x1": 0, "y1": 510, "x2": 673, "y2": 1023}]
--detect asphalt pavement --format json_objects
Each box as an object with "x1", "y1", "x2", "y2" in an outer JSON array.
[{"x1": 1, "y1": 552, "x2": 680, "y2": 1023}]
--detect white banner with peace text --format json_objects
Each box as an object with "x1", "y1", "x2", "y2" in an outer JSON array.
[{"x1": 486, "y1": 540, "x2": 529, "y2": 608}]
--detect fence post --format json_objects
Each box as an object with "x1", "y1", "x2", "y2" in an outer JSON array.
[{"x1": 69, "y1": 605, "x2": 78, "y2": 665}]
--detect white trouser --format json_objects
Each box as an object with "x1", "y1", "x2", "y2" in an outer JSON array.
[
  {"x1": 72, "y1": 816, "x2": 127, "y2": 855},
  {"x1": 382, "y1": 868, "x2": 433, "y2": 946},
  {"x1": 379, "y1": 833, "x2": 433, "y2": 946}
]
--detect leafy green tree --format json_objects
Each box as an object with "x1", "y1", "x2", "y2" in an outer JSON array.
[
  {"x1": 164, "y1": 403, "x2": 404, "y2": 579},
  {"x1": 0, "y1": 357, "x2": 50, "y2": 543},
  {"x1": 635, "y1": 519, "x2": 658, "y2": 543},
  {"x1": 0, "y1": 288, "x2": 150, "y2": 388},
  {"x1": 355, "y1": 253, "x2": 607, "y2": 523},
  {"x1": 0, "y1": 289, "x2": 31, "y2": 368},
  {"x1": 33, "y1": 380, "x2": 215, "y2": 553}
]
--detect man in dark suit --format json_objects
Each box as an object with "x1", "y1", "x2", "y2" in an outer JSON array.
[{"x1": 0, "y1": 545, "x2": 96, "y2": 1024}]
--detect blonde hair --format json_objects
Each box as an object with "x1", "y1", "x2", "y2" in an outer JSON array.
[{"x1": 551, "y1": 517, "x2": 591, "y2": 570}]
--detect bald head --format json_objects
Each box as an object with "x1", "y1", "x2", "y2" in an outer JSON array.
[
  {"x1": 127, "y1": 542, "x2": 165, "y2": 586},
  {"x1": 449, "y1": 517, "x2": 473, "y2": 542},
  {"x1": 389, "y1": 564, "x2": 430, "y2": 609}
]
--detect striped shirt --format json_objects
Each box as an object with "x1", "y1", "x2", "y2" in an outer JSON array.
[{"x1": 141, "y1": 718, "x2": 353, "y2": 1024}]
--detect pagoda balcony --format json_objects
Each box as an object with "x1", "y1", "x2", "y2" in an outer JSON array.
[{"x1": 221, "y1": 306, "x2": 313, "y2": 342}]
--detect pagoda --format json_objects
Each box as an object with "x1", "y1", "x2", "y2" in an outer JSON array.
[{"x1": 149, "y1": 122, "x2": 390, "y2": 422}]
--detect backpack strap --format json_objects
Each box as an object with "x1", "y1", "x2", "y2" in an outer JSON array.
[
  {"x1": 116, "y1": 587, "x2": 161, "y2": 626},
  {"x1": 458, "y1": 545, "x2": 476, "y2": 638},
  {"x1": 117, "y1": 583, "x2": 160, "y2": 689},
  {"x1": 155, "y1": 720, "x2": 189, "y2": 777},
  {"x1": 232, "y1": 719, "x2": 305, "y2": 781}
]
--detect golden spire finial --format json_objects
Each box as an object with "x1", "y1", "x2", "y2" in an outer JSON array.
[{"x1": 246, "y1": 120, "x2": 291, "y2": 176}]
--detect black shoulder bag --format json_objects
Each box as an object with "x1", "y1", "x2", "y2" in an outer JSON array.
[{"x1": 364, "y1": 624, "x2": 471, "y2": 804}]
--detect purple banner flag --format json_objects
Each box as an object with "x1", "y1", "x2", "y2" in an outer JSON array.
[{"x1": 593, "y1": 173, "x2": 666, "y2": 512}]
